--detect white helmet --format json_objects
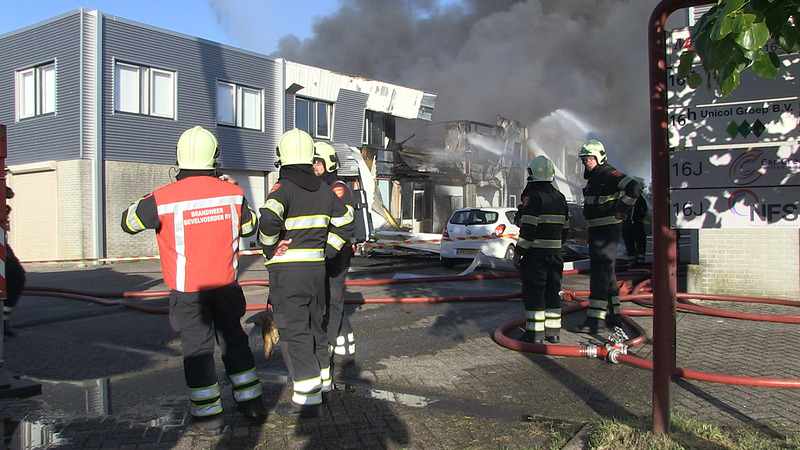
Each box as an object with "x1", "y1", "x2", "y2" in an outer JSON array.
[
  {"x1": 527, "y1": 155, "x2": 555, "y2": 182},
  {"x1": 176, "y1": 126, "x2": 218, "y2": 170},
  {"x1": 277, "y1": 129, "x2": 315, "y2": 166},
  {"x1": 579, "y1": 139, "x2": 607, "y2": 165},
  {"x1": 313, "y1": 141, "x2": 339, "y2": 173}
]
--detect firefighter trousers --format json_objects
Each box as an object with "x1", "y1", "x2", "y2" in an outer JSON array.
[
  {"x1": 519, "y1": 250, "x2": 563, "y2": 338},
  {"x1": 324, "y1": 250, "x2": 354, "y2": 358},
  {"x1": 587, "y1": 224, "x2": 622, "y2": 320},
  {"x1": 169, "y1": 283, "x2": 260, "y2": 415},
  {"x1": 268, "y1": 264, "x2": 329, "y2": 404}
]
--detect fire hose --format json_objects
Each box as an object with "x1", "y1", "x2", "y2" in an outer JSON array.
[{"x1": 19, "y1": 264, "x2": 800, "y2": 388}]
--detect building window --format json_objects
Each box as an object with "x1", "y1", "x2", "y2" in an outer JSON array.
[
  {"x1": 217, "y1": 81, "x2": 262, "y2": 130},
  {"x1": 295, "y1": 97, "x2": 331, "y2": 138},
  {"x1": 114, "y1": 61, "x2": 175, "y2": 118},
  {"x1": 16, "y1": 62, "x2": 56, "y2": 119}
]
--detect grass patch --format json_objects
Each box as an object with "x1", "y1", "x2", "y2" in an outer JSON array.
[{"x1": 588, "y1": 414, "x2": 800, "y2": 449}]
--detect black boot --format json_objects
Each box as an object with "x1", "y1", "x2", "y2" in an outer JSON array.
[
  {"x1": 570, "y1": 318, "x2": 605, "y2": 334},
  {"x1": 519, "y1": 331, "x2": 543, "y2": 344},
  {"x1": 606, "y1": 314, "x2": 623, "y2": 329},
  {"x1": 275, "y1": 401, "x2": 320, "y2": 418},
  {"x1": 237, "y1": 397, "x2": 268, "y2": 420},
  {"x1": 187, "y1": 414, "x2": 225, "y2": 436}
]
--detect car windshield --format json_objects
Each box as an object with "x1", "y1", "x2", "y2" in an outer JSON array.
[{"x1": 450, "y1": 210, "x2": 499, "y2": 225}]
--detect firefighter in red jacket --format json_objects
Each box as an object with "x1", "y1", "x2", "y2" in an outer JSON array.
[
  {"x1": 259, "y1": 129, "x2": 354, "y2": 418},
  {"x1": 313, "y1": 141, "x2": 357, "y2": 364},
  {"x1": 122, "y1": 126, "x2": 266, "y2": 435},
  {"x1": 571, "y1": 139, "x2": 642, "y2": 333}
]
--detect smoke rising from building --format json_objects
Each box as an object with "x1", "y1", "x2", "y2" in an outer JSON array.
[{"x1": 213, "y1": 0, "x2": 662, "y2": 180}]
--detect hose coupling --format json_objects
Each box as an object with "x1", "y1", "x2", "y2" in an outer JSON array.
[{"x1": 584, "y1": 344, "x2": 599, "y2": 358}]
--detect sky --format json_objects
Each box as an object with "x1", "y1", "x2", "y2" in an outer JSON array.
[
  {"x1": 0, "y1": 1, "x2": 680, "y2": 181},
  {"x1": 0, "y1": 0, "x2": 336, "y2": 55}
]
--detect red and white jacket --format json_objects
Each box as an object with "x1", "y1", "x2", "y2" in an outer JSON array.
[{"x1": 122, "y1": 174, "x2": 257, "y2": 292}]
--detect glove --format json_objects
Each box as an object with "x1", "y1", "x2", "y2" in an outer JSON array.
[
  {"x1": 254, "y1": 312, "x2": 280, "y2": 359},
  {"x1": 513, "y1": 245, "x2": 524, "y2": 271},
  {"x1": 615, "y1": 204, "x2": 631, "y2": 220}
]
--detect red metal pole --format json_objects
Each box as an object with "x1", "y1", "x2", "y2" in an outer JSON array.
[{"x1": 648, "y1": 0, "x2": 713, "y2": 434}]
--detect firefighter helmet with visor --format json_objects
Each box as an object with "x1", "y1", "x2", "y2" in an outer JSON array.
[
  {"x1": 527, "y1": 155, "x2": 555, "y2": 182},
  {"x1": 313, "y1": 142, "x2": 340, "y2": 173},
  {"x1": 579, "y1": 139, "x2": 607, "y2": 165},
  {"x1": 176, "y1": 126, "x2": 219, "y2": 170},
  {"x1": 277, "y1": 129, "x2": 315, "y2": 166}
]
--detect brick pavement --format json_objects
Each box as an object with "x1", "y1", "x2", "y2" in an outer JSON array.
[{"x1": 0, "y1": 255, "x2": 797, "y2": 448}]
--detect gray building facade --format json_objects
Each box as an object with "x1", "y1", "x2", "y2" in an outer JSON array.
[{"x1": 0, "y1": 8, "x2": 435, "y2": 262}]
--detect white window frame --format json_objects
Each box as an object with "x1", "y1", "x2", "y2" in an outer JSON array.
[
  {"x1": 216, "y1": 81, "x2": 262, "y2": 131},
  {"x1": 295, "y1": 97, "x2": 331, "y2": 139},
  {"x1": 114, "y1": 61, "x2": 175, "y2": 119},
  {"x1": 16, "y1": 62, "x2": 56, "y2": 120}
]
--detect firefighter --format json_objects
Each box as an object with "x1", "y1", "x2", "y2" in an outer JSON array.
[
  {"x1": 572, "y1": 139, "x2": 642, "y2": 333},
  {"x1": 259, "y1": 129, "x2": 354, "y2": 418},
  {"x1": 513, "y1": 156, "x2": 569, "y2": 344},
  {"x1": 4, "y1": 187, "x2": 25, "y2": 338},
  {"x1": 622, "y1": 194, "x2": 649, "y2": 267},
  {"x1": 312, "y1": 141, "x2": 357, "y2": 364},
  {"x1": 121, "y1": 126, "x2": 266, "y2": 435}
]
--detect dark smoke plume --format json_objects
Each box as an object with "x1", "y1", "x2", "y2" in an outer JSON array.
[{"x1": 215, "y1": 0, "x2": 666, "y2": 180}]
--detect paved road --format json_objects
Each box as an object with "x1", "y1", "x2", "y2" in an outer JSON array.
[{"x1": 0, "y1": 254, "x2": 797, "y2": 448}]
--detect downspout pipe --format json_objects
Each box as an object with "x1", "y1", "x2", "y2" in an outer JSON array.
[
  {"x1": 91, "y1": 10, "x2": 104, "y2": 265},
  {"x1": 648, "y1": 0, "x2": 713, "y2": 434}
]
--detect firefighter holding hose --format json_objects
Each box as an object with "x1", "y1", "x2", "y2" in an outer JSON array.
[
  {"x1": 571, "y1": 139, "x2": 642, "y2": 334},
  {"x1": 259, "y1": 129, "x2": 354, "y2": 417},
  {"x1": 513, "y1": 156, "x2": 569, "y2": 344},
  {"x1": 122, "y1": 126, "x2": 266, "y2": 435}
]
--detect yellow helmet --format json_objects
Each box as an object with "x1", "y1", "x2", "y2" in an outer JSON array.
[
  {"x1": 313, "y1": 141, "x2": 339, "y2": 173},
  {"x1": 579, "y1": 139, "x2": 607, "y2": 165},
  {"x1": 277, "y1": 129, "x2": 315, "y2": 166},
  {"x1": 527, "y1": 155, "x2": 555, "y2": 182},
  {"x1": 176, "y1": 126, "x2": 218, "y2": 170}
]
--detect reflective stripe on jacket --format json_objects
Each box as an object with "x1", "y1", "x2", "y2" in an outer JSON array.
[
  {"x1": 516, "y1": 182, "x2": 569, "y2": 252},
  {"x1": 258, "y1": 177, "x2": 354, "y2": 267},
  {"x1": 122, "y1": 175, "x2": 256, "y2": 292},
  {"x1": 582, "y1": 164, "x2": 642, "y2": 228}
]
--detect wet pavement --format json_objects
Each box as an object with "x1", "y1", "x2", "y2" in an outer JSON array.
[{"x1": 0, "y1": 254, "x2": 797, "y2": 448}]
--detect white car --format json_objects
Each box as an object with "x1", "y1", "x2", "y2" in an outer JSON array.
[{"x1": 439, "y1": 207, "x2": 519, "y2": 268}]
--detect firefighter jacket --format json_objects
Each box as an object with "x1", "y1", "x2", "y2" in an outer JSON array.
[
  {"x1": 121, "y1": 172, "x2": 257, "y2": 292},
  {"x1": 516, "y1": 182, "x2": 569, "y2": 252},
  {"x1": 320, "y1": 172, "x2": 356, "y2": 275},
  {"x1": 582, "y1": 163, "x2": 642, "y2": 228},
  {"x1": 259, "y1": 165, "x2": 354, "y2": 268}
]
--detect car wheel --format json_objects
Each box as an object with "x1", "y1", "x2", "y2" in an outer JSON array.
[
  {"x1": 441, "y1": 258, "x2": 458, "y2": 269},
  {"x1": 505, "y1": 244, "x2": 515, "y2": 260}
]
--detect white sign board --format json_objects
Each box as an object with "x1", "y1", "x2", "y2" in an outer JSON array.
[
  {"x1": 667, "y1": 28, "x2": 800, "y2": 149},
  {"x1": 669, "y1": 145, "x2": 800, "y2": 189},
  {"x1": 670, "y1": 186, "x2": 800, "y2": 229}
]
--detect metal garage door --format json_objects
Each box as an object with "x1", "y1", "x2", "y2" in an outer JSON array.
[{"x1": 8, "y1": 167, "x2": 58, "y2": 262}]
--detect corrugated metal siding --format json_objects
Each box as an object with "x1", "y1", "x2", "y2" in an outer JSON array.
[
  {"x1": 333, "y1": 89, "x2": 367, "y2": 147},
  {"x1": 0, "y1": 12, "x2": 83, "y2": 165},
  {"x1": 284, "y1": 90, "x2": 295, "y2": 132},
  {"x1": 284, "y1": 61, "x2": 436, "y2": 121},
  {"x1": 101, "y1": 17, "x2": 280, "y2": 171},
  {"x1": 332, "y1": 143, "x2": 360, "y2": 177},
  {"x1": 81, "y1": 10, "x2": 98, "y2": 160}
]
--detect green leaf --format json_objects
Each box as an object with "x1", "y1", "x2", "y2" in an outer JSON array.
[
  {"x1": 715, "y1": 14, "x2": 734, "y2": 39},
  {"x1": 678, "y1": 51, "x2": 695, "y2": 78},
  {"x1": 736, "y1": 20, "x2": 770, "y2": 50},
  {"x1": 687, "y1": 72, "x2": 704, "y2": 88},
  {"x1": 752, "y1": 51, "x2": 781, "y2": 78},
  {"x1": 719, "y1": 66, "x2": 741, "y2": 98}
]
